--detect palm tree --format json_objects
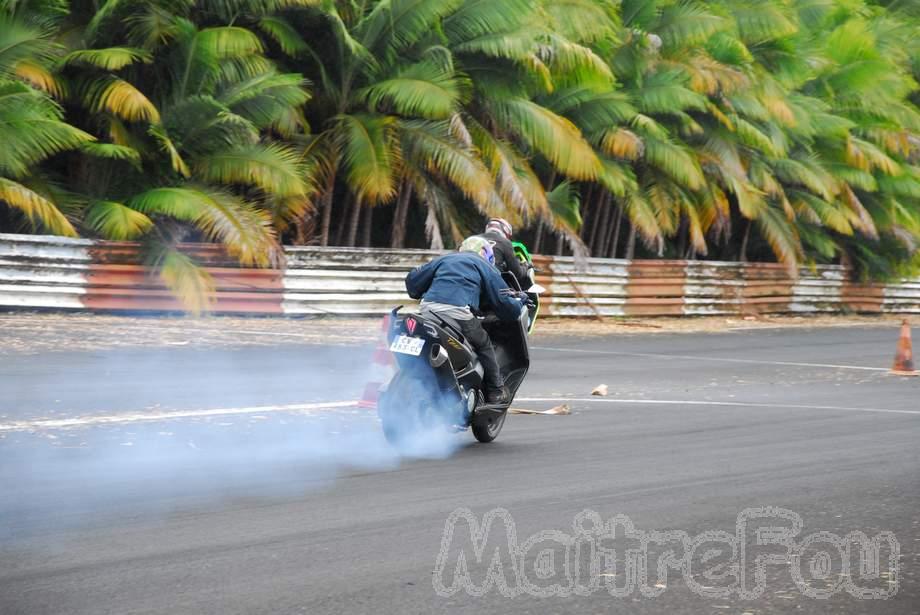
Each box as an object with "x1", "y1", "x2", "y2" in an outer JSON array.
[
  {"x1": 1, "y1": 0, "x2": 919, "y2": 285},
  {"x1": 0, "y1": 1, "x2": 93, "y2": 236},
  {"x1": 59, "y1": 0, "x2": 313, "y2": 307}
]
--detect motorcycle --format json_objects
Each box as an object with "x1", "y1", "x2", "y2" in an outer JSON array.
[{"x1": 377, "y1": 243, "x2": 541, "y2": 445}]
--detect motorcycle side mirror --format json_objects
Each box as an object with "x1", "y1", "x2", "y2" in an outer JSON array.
[{"x1": 526, "y1": 283, "x2": 546, "y2": 295}]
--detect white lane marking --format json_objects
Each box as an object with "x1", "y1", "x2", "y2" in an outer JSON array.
[
  {"x1": 531, "y1": 346, "x2": 890, "y2": 372},
  {"x1": 0, "y1": 319, "x2": 345, "y2": 340},
  {"x1": 0, "y1": 401, "x2": 360, "y2": 432},
  {"x1": 517, "y1": 397, "x2": 920, "y2": 416}
]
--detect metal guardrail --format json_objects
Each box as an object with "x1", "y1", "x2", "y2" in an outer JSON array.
[
  {"x1": 0, "y1": 233, "x2": 92, "y2": 309},
  {"x1": 1, "y1": 233, "x2": 919, "y2": 316}
]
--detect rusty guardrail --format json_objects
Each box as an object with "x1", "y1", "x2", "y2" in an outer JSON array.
[{"x1": 2, "y1": 233, "x2": 919, "y2": 316}]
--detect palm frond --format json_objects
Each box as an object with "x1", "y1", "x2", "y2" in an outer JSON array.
[
  {"x1": 443, "y1": 0, "x2": 534, "y2": 45},
  {"x1": 79, "y1": 142, "x2": 142, "y2": 168},
  {"x1": 175, "y1": 23, "x2": 265, "y2": 96},
  {"x1": 155, "y1": 248, "x2": 215, "y2": 315},
  {"x1": 597, "y1": 157, "x2": 637, "y2": 196},
  {"x1": 337, "y1": 113, "x2": 399, "y2": 204},
  {"x1": 624, "y1": 190, "x2": 663, "y2": 247},
  {"x1": 196, "y1": 143, "x2": 308, "y2": 197},
  {"x1": 0, "y1": 176, "x2": 77, "y2": 236},
  {"x1": 643, "y1": 137, "x2": 705, "y2": 190},
  {"x1": 85, "y1": 0, "x2": 130, "y2": 43},
  {"x1": 656, "y1": 1, "x2": 726, "y2": 50},
  {"x1": 128, "y1": 185, "x2": 277, "y2": 266},
  {"x1": 734, "y1": 117, "x2": 783, "y2": 156},
  {"x1": 360, "y1": 58, "x2": 462, "y2": 120},
  {"x1": 13, "y1": 59, "x2": 64, "y2": 97},
  {"x1": 161, "y1": 95, "x2": 257, "y2": 158},
  {"x1": 544, "y1": 34, "x2": 614, "y2": 86},
  {"x1": 841, "y1": 184, "x2": 879, "y2": 240},
  {"x1": 467, "y1": 116, "x2": 549, "y2": 219},
  {"x1": 0, "y1": 14, "x2": 59, "y2": 78},
  {"x1": 64, "y1": 47, "x2": 152, "y2": 70},
  {"x1": 0, "y1": 80, "x2": 94, "y2": 177},
  {"x1": 147, "y1": 124, "x2": 191, "y2": 177},
  {"x1": 401, "y1": 119, "x2": 504, "y2": 217},
  {"x1": 543, "y1": 0, "x2": 618, "y2": 44},
  {"x1": 258, "y1": 16, "x2": 309, "y2": 57},
  {"x1": 733, "y1": 4, "x2": 798, "y2": 44},
  {"x1": 360, "y1": 0, "x2": 464, "y2": 59},
  {"x1": 217, "y1": 72, "x2": 311, "y2": 131},
  {"x1": 85, "y1": 200, "x2": 153, "y2": 239},
  {"x1": 634, "y1": 70, "x2": 708, "y2": 115},
  {"x1": 600, "y1": 128, "x2": 643, "y2": 160},
  {"x1": 796, "y1": 190, "x2": 857, "y2": 234},
  {"x1": 755, "y1": 205, "x2": 801, "y2": 267},
  {"x1": 545, "y1": 180, "x2": 582, "y2": 233},
  {"x1": 770, "y1": 157, "x2": 836, "y2": 201},
  {"x1": 847, "y1": 137, "x2": 901, "y2": 176},
  {"x1": 490, "y1": 97, "x2": 600, "y2": 180},
  {"x1": 80, "y1": 76, "x2": 160, "y2": 123}
]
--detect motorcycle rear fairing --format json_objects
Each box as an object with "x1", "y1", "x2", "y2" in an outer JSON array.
[{"x1": 386, "y1": 311, "x2": 480, "y2": 411}]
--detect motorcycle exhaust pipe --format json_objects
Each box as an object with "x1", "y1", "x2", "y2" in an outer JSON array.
[{"x1": 429, "y1": 343, "x2": 449, "y2": 368}]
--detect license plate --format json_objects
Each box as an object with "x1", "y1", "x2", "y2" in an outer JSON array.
[{"x1": 390, "y1": 335, "x2": 425, "y2": 356}]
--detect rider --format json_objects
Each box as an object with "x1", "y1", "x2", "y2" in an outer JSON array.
[
  {"x1": 475, "y1": 218, "x2": 531, "y2": 290},
  {"x1": 405, "y1": 236, "x2": 525, "y2": 405}
]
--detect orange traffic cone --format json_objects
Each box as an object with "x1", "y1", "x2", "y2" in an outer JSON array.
[
  {"x1": 891, "y1": 320, "x2": 918, "y2": 376},
  {"x1": 359, "y1": 315, "x2": 396, "y2": 408}
]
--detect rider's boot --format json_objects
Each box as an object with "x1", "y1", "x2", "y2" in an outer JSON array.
[{"x1": 486, "y1": 386, "x2": 510, "y2": 405}]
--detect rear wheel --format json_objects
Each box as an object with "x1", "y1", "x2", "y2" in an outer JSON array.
[
  {"x1": 471, "y1": 411, "x2": 506, "y2": 443},
  {"x1": 378, "y1": 371, "x2": 449, "y2": 448}
]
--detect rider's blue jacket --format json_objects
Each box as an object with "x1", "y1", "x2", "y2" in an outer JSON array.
[{"x1": 405, "y1": 252, "x2": 523, "y2": 321}]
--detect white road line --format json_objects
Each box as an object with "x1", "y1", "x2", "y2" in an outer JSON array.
[
  {"x1": 0, "y1": 320, "x2": 343, "y2": 340},
  {"x1": 531, "y1": 345, "x2": 890, "y2": 372},
  {"x1": 517, "y1": 397, "x2": 920, "y2": 416},
  {"x1": 0, "y1": 401, "x2": 360, "y2": 432}
]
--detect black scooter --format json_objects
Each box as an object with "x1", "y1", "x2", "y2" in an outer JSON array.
[{"x1": 378, "y1": 270, "x2": 539, "y2": 445}]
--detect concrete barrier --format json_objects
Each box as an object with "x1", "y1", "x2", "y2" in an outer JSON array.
[{"x1": 1, "y1": 233, "x2": 918, "y2": 317}]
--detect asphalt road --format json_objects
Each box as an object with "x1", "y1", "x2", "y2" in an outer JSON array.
[{"x1": 1, "y1": 325, "x2": 918, "y2": 614}]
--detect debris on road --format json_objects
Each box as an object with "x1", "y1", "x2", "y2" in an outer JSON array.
[
  {"x1": 510, "y1": 404, "x2": 570, "y2": 416},
  {"x1": 592, "y1": 384, "x2": 609, "y2": 396}
]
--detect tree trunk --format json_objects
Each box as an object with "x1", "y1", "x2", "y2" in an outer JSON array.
[
  {"x1": 345, "y1": 197, "x2": 362, "y2": 247},
  {"x1": 600, "y1": 193, "x2": 618, "y2": 257},
  {"x1": 318, "y1": 172, "x2": 336, "y2": 247},
  {"x1": 592, "y1": 192, "x2": 612, "y2": 256},
  {"x1": 608, "y1": 203, "x2": 623, "y2": 258},
  {"x1": 625, "y1": 223, "x2": 637, "y2": 260},
  {"x1": 739, "y1": 219, "x2": 752, "y2": 262},
  {"x1": 587, "y1": 189, "x2": 606, "y2": 253},
  {"x1": 360, "y1": 206, "x2": 373, "y2": 247},
  {"x1": 676, "y1": 218, "x2": 688, "y2": 260},
  {"x1": 333, "y1": 193, "x2": 353, "y2": 246},
  {"x1": 579, "y1": 184, "x2": 596, "y2": 241},
  {"x1": 533, "y1": 222, "x2": 544, "y2": 254},
  {"x1": 390, "y1": 179, "x2": 413, "y2": 248},
  {"x1": 555, "y1": 233, "x2": 564, "y2": 256}
]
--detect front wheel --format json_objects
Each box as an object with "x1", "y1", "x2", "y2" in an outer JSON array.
[{"x1": 471, "y1": 411, "x2": 506, "y2": 443}]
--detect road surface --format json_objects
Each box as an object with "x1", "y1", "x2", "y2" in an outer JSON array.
[{"x1": 1, "y1": 323, "x2": 917, "y2": 614}]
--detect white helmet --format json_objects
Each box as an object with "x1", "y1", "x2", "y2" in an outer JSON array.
[{"x1": 485, "y1": 218, "x2": 512, "y2": 240}]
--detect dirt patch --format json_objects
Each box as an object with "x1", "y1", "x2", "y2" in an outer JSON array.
[
  {"x1": 534, "y1": 313, "x2": 914, "y2": 338},
  {"x1": 0, "y1": 311, "x2": 913, "y2": 355},
  {"x1": 0, "y1": 312, "x2": 382, "y2": 355}
]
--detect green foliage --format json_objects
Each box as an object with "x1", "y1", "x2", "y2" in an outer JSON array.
[{"x1": 2, "y1": 0, "x2": 920, "y2": 305}]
